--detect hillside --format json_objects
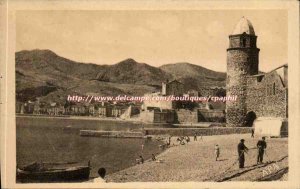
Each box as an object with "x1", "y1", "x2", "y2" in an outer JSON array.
[
  {"x1": 160, "y1": 63, "x2": 226, "y2": 90},
  {"x1": 16, "y1": 49, "x2": 226, "y2": 103},
  {"x1": 95, "y1": 58, "x2": 172, "y2": 85}
]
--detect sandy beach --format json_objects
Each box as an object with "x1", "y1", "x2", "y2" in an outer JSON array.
[{"x1": 107, "y1": 134, "x2": 288, "y2": 182}]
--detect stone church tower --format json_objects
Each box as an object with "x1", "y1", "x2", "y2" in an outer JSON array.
[{"x1": 226, "y1": 17, "x2": 260, "y2": 127}]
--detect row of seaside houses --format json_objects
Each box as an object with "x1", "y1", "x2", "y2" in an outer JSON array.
[{"x1": 16, "y1": 101, "x2": 132, "y2": 117}]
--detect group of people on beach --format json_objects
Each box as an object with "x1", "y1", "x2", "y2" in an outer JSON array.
[
  {"x1": 237, "y1": 136, "x2": 267, "y2": 168},
  {"x1": 169, "y1": 130, "x2": 267, "y2": 168},
  {"x1": 176, "y1": 136, "x2": 191, "y2": 145},
  {"x1": 93, "y1": 132, "x2": 268, "y2": 183},
  {"x1": 214, "y1": 136, "x2": 267, "y2": 168},
  {"x1": 161, "y1": 133, "x2": 204, "y2": 147}
]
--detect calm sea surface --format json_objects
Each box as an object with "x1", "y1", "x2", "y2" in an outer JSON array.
[{"x1": 16, "y1": 116, "x2": 170, "y2": 180}]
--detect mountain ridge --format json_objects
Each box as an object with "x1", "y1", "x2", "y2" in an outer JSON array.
[{"x1": 15, "y1": 49, "x2": 226, "y2": 103}]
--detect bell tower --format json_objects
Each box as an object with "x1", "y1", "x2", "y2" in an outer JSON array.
[{"x1": 226, "y1": 17, "x2": 260, "y2": 127}]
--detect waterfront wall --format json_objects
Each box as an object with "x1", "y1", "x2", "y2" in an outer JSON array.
[
  {"x1": 198, "y1": 109, "x2": 225, "y2": 122},
  {"x1": 139, "y1": 111, "x2": 155, "y2": 123},
  {"x1": 144, "y1": 127, "x2": 252, "y2": 136},
  {"x1": 176, "y1": 109, "x2": 198, "y2": 123},
  {"x1": 138, "y1": 110, "x2": 176, "y2": 123}
]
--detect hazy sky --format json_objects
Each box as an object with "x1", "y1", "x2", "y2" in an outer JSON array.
[{"x1": 16, "y1": 10, "x2": 287, "y2": 72}]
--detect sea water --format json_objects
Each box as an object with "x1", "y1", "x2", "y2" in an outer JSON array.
[{"x1": 16, "y1": 116, "x2": 169, "y2": 181}]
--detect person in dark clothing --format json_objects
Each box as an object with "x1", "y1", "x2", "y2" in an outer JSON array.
[
  {"x1": 194, "y1": 133, "x2": 197, "y2": 141},
  {"x1": 257, "y1": 136, "x2": 267, "y2": 164},
  {"x1": 93, "y1": 168, "x2": 106, "y2": 182},
  {"x1": 251, "y1": 129, "x2": 255, "y2": 138},
  {"x1": 152, "y1": 154, "x2": 157, "y2": 161},
  {"x1": 140, "y1": 155, "x2": 144, "y2": 164},
  {"x1": 168, "y1": 136, "x2": 171, "y2": 144},
  {"x1": 237, "y1": 139, "x2": 248, "y2": 168},
  {"x1": 186, "y1": 136, "x2": 190, "y2": 143}
]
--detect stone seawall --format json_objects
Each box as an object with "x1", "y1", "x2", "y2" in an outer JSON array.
[
  {"x1": 177, "y1": 109, "x2": 198, "y2": 123},
  {"x1": 144, "y1": 127, "x2": 252, "y2": 136}
]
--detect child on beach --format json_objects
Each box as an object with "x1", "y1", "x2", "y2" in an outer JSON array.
[
  {"x1": 215, "y1": 144, "x2": 220, "y2": 161},
  {"x1": 140, "y1": 155, "x2": 144, "y2": 164},
  {"x1": 136, "y1": 155, "x2": 144, "y2": 164},
  {"x1": 152, "y1": 154, "x2": 157, "y2": 161}
]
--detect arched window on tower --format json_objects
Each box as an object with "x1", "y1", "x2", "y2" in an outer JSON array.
[{"x1": 242, "y1": 38, "x2": 246, "y2": 47}]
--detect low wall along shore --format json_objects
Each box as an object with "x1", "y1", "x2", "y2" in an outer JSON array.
[{"x1": 144, "y1": 127, "x2": 252, "y2": 136}]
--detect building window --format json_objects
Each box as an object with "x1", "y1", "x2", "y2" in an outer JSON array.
[
  {"x1": 273, "y1": 83, "x2": 276, "y2": 95},
  {"x1": 240, "y1": 38, "x2": 246, "y2": 47}
]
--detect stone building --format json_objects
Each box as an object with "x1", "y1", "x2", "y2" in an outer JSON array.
[
  {"x1": 111, "y1": 105, "x2": 127, "y2": 117},
  {"x1": 162, "y1": 79, "x2": 184, "y2": 96},
  {"x1": 142, "y1": 92, "x2": 175, "y2": 110},
  {"x1": 139, "y1": 109, "x2": 176, "y2": 123},
  {"x1": 226, "y1": 17, "x2": 288, "y2": 127},
  {"x1": 245, "y1": 65, "x2": 288, "y2": 122},
  {"x1": 143, "y1": 79, "x2": 184, "y2": 111},
  {"x1": 97, "y1": 105, "x2": 113, "y2": 117},
  {"x1": 198, "y1": 87, "x2": 226, "y2": 97}
]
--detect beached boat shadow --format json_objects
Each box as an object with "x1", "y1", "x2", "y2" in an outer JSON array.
[{"x1": 217, "y1": 159, "x2": 228, "y2": 162}]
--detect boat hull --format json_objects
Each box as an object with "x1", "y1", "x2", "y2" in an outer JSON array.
[{"x1": 17, "y1": 166, "x2": 90, "y2": 182}]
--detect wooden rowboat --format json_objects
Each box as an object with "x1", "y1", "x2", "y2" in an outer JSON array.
[{"x1": 17, "y1": 162, "x2": 90, "y2": 182}]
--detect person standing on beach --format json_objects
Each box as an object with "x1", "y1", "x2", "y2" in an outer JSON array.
[
  {"x1": 194, "y1": 133, "x2": 197, "y2": 141},
  {"x1": 215, "y1": 144, "x2": 220, "y2": 161},
  {"x1": 140, "y1": 155, "x2": 144, "y2": 164},
  {"x1": 237, "y1": 139, "x2": 248, "y2": 168},
  {"x1": 152, "y1": 154, "x2": 156, "y2": 161},
  {"x1": 186, "y1": 136, "x2": 190, "y2": 143},
  {"x1": 257, "y1": 137, "x2": 267, "y2": 164},
  {"x1": 251, "y1": 129, "x2": 255, "y2": 138}
]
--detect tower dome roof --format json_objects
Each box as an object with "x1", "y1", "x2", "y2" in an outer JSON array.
[{"x1": 232, "y1": 17, "x2": 255, "y2": 35}]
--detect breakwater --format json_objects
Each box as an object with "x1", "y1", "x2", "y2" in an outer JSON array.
[{"x1": 80, "y1": 130, "x2": 145, "y2": 138}]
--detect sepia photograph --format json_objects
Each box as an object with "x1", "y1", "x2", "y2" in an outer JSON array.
[{"x1": 1, "y1": 0, "x2": 299, "y2": 188}]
